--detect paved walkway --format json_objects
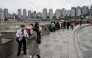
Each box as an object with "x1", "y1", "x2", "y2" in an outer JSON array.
[
  {"x1": 8, "y1": 24, "x2": 89, "y2": 58},
  {"x1": 78, "y1": 26, "x2": 92, "y2": 58}
]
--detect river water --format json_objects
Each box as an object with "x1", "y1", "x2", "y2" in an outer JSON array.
[{"x1": 0, "y1": 25, "x2": 20, "y2": 32}]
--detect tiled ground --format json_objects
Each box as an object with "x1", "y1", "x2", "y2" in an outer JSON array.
[
  {"x1": 78, "y1": 26, "x2": 92, "y2": 58},
  {"x1": 8, "y1": 24, "x2": 90, "y2": 58}
]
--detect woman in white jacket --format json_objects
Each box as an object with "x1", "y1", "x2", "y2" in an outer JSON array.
[{"x1": 16, "y1": 24, "x2": 28, "y2": 56}]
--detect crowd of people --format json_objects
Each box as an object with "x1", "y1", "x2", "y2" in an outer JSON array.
[
  {"x1": 49, "y1": 20, "x2": 87, "y2": 32},
  {"x1": 15, "y1": 20, "x2": 89, "y2": 58}
]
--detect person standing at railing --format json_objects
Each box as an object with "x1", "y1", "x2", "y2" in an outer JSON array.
[{"x1": 16, "y1": 24, "x2": 28, "y2": 56}]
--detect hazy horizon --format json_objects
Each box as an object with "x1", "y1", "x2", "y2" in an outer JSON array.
[{"x1": 0, "y1": 0, "x2": 92, "y2": 13}]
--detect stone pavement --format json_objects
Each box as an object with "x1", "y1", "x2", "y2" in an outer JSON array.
[
  {"x1": 78, "y1": 26, "x2": 92, "y2": 58},
  {"x1": 8, "y1": 24, "x2": 89, "y2": 58}
]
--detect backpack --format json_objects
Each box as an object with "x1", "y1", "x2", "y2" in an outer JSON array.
[{"x1": 37, "y1": 36, "x2": 41, "y2": 44}]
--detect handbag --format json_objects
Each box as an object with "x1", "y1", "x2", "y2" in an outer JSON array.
[{"x1": 16, "y1": 37, "x2": 19, "y2": 42}]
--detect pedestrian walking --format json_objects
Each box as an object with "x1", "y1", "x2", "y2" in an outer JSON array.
[
  {"x1": 16, "y1": 24, "x2": 28, "y2": 56},
  {"x1": 67, "y1": 21, "x2": 70, "y2": 29},
  {"x1": 63, "y1": 21, "x2": 66, "y2": 29},
  {"x1": 59, "y1": 21, "x2": 62, "y2": 29},
  {"x1": 71, "y1": 21, "x2": 75, "y2": 30},
  {"x1": 80, "y1": 20, "x2": 82, "y2": 26},
  {"x1": 56, "y1": 21, "x2": 60, "y2": 30},
  {"x1": 28, "y1": 27, "x2": 41, "y2": 58},
  {"x1": 49, "y1": 22, "x2": 54, "y2": 32}
]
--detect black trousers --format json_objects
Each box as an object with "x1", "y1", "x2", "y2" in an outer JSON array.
[{"x1": 17, "y1": 38, "x2": 26, "y2": 55}]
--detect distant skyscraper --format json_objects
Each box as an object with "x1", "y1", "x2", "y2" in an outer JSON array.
[
  {"x1": 4, "y1": 8, "x2": 8, "y2": 19},
  {"x1": 71, "y1": 10, "x2": 75, "y2": 17},
  {"x1": 62, "y1": 8, "x2": 66, "y2": 17},
  {"x1": 42, "y1": 8, "x2": 47, "y2": 19},
  {"x1": 55, "y1": 9, "x2": 61, "y2": 19},
  {"x1": 90, "y1": 6, "x2": 92, "y2": 17},
  {"x1": 28, "y1": 10, "x2": 31, "y2": 19},
  {"x1": 18, "y1": 9, "x2": 21, "y2": 19},
  {"x1": 76, "y1": 9, "x2": 81, "y2": 16},
  {"x1": 49, "y1": 9, "x2": 53, "y2": 19},
  {"x1": 81, "y1": 6, "x2": 89, "y2": 14},
  {"x1": 36, "y1": 12, "x2": 42, "y2": 18},
  {"x1": 33, "y1": 11, "x2": 36, "y2": 18},
  {"x1": 66, "y1": 10, "x2": 71, "y2": 17},
  {"x1": 71, "y1": 7, "x2": 76, "y2": 10},
  {"x1": 23, "y1": 9, "x2": 27, "y2": 19},
  {"x1": 0, "y1": 8, "x2": 4, "y2": 21}
]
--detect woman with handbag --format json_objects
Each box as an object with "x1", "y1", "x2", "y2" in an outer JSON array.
[
  {"x1": 16, "y1": 24, "x2": 28, "y2": 56},
  {"x1": 28, "y1": 27, "x2": 41, "y2": 58}
]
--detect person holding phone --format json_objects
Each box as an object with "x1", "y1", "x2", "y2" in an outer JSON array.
[{"x1": 16, "y1": 24, "x2": 28, "y2": 56}]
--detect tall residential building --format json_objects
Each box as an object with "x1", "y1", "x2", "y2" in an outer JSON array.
[
  {"x1": 49, "y1": 9, "x2": 53, "y2": 19},
  {"x1": 62, "y1": 8, "x2": 66, "y2": 17},
  {"x1": 71, "y1": 7, "x2": 76, "y2": 10},
  {"x1": 71, "y1": 10, "x2": 75, "y2": 17},
  {"x1": 23, "y1": 9, "x2": 27, "y2": 19},
  {"x1": 18, "y1": 9, "x2": 22, "y2": 19},
  {"x1": 28, "y1": 10, "x2": 31, "y2": 19},
  {"x1": 81, "y1": 6, "x2": 89, "y2": 15},
  {"x1": 33, "y1": 11, "x2": 36, "y2": 18},
  {"x1": 4, "y1": 8, "x2": 8, "y2": 19},
  {"x1": 90, "y1": 6, "x2": 92, "y2": 17},
  {"x1": 76, "y1": 9, "x2": 81, "y2": 16},
  {"x1": 36, "y1": 12, "x2": 42, "y2": 18},
  {"x1": 0, "y1": 8, "x2": 4, "y2": 21},
  {"x1": 66, "y1": 10, "x2": 71, "y2": 17},
  {"x1": 55, "y1": 9, "x2": 61, "y2": 19},
  {"x1": 42, "y1": 8, "x2": 47, "y2": 19}
]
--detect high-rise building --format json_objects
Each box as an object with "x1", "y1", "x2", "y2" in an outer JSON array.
[
  {"x1": 81, "y1": 6, "x2": 89, "y2": 15},
  {"x1": 28, "y1": 10, "x2": 31, "y2": 19},
  {"x1": 90, "y1": 6, "x2": 92, "y2": 17},
  {"x1": 62, "y1": 8, "x2": 66, "y2": 17},
  {"x1": 0, "y1": 8, "x2": 4, "y2": 21},
  {"x1": 55, "y1": 9, "x2": 61, "y2": 19},
  {"x1": 36, "y1": 12, "x2": 42, "y2": 18},
  {"x1": 18, "y1": 9, "x2": 22, "y2": 19},
  {"x1": 66, "y1": 10, "x2": 71, "y2": 17},
  {"x1": 71, "y1": 7, "x2": 76, "y2": 10},
  {"x1": 49, "y1": 9, "x2": 53, "y2": 20},
  {"x1": 76, "y1": 9, "x2": 81, "y2": 16},
  {"x1": 42, "y1": 8, "x2": 47, "y2": 19},
  {"x1": 33, "y1": 11, "x2": 36, "y2": 18},
  {"x1": 71, "y1": 10, "x2": 75, "y2": 17},
  {"x1": 4, "y1": 8, "x2": 8, "y2": 20},
  {"x1": 23, "y1": 9, "x2": 27, "y2": 19}
]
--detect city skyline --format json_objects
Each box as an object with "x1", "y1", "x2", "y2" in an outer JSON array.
[{"x1": 0, "y1": 0, "x2": 92, "y2": 13}]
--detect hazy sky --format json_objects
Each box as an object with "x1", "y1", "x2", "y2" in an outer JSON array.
[{"x1": 0, "y1": 0, "x2": 92, "y2": 13}]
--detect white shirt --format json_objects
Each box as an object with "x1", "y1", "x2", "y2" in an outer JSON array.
[{"x1": 16, "y1": 29, "x2": 29, "y2": 41}]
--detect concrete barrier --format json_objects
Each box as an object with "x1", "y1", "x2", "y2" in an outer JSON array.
[{"x1": 0, "y1": 24, "x2": 50, "y2": 58}]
